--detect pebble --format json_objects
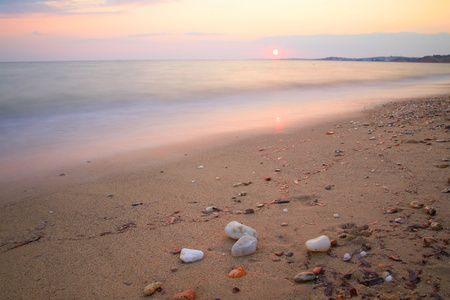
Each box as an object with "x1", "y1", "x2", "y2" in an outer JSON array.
[
  {"x1": 360, "y1": 251, "x2": 367, "y2": 257},
  {"x1": 333, "y1": 213, "x2": 339, "y2": 218},
  {"x1": 180, "y1": 249, "x2": 204, "y2": 263},
  {"x1": 197, "y1": 165, "x2": 204, "y2": 169},
  {"x1": 144, "y1": 282, "x2": 162, "y2": 296},
  {"x1": 228, "y1": 266, "x2": 246, "y2": 278},
  {"x1": 293, "y1": 272, "x2": 316, "y2": 283},
  {"x1": 343, "y1": 253, "x2": 351, "y2": 261},
  {"x1": 225, "y1": 221, "x2": 258, "y2": 239},
  {"x1": 173, "y1": 289, "x2": 196, "y2": 300},
  {"x1": 282, "y1": 208, "x2": 288, "y2": 213},
  {"x1": 431, "y1": 222, "x2": 443, "y2": 231},
  {"x1": 231, "y1": 235, "x2": 257, "y2": 257},
  {"x1": 385, "y1": 275, "x2": 393, "y2": 282},
  {"x1": 305, "y1": 235, "x2": 331, "y2": 252},
  {"x1": 205, "y1": 207, "x2": 214, "y2": 213},
  {"x1": 245, "y1": 209, "x2": 254, "y2": 214},
  {"x1": 281, "y1": 222, "x2": 288, "y2": 226},
  {"x1": 424, "y1": 206, "x2": 436, "y2": 216},
  {"x1": 312, "y1": 267, "x2": 324, "y2": 275},
  {"x1": 439, "y1": 163, "x2": 449, "y2": 168},
  {"x1": 410, "y1": 201, "x2": 424, "y2": 208}
]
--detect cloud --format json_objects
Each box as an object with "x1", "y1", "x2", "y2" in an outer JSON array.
[
  {"x1": 257, "y1": 32, "x2": 450, "y2": 58},
  {"x1": 33, "y1": 31, "x2": 42, "y2": 35},
  {"x1": 184, "y1": 32, "x2": 221, "y2": 36},
  {"x1": 0, "y1": 0, "x2": 171, "y2": 16},
  {"x1": 128, "y1": 32, "x2": 168, "y2": 38}
]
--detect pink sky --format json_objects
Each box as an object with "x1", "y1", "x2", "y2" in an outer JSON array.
[{"x1": 0, "y1": 0, "x2": 449, "y2": 61}]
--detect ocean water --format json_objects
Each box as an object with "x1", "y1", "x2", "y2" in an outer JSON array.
[{"x1": 1, "y1": 60, "x2": 449, "y2": 181}]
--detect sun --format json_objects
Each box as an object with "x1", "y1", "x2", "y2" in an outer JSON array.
[{"x1": 272, "y1": 49, "x2": 279, "y2": 55}]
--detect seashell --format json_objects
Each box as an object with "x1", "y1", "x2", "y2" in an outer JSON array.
[
  {"x1": 293, "y1": 272, "x2": 316, "y2": 282},
  {"x1": 180, "y1": 248, "x2": 204, "y2": 263},
  {"x1": 410, "y1": 201, "x2": 424, "y2": 208},
  {"x1": 231, "y1": 235, "x2": 257, "y2": 257},
  {"x1": 225, "y1": 221, "x2": 258, "y2": 239},
  {"x1": 144, "y1": 282, "x2": 162, "y2": 296},
  {"x1": 305, "y1": 235, "x2": 331, "y2": 252},
  {"x1": 228, "y1": 266, "x2": 246, "y2": 278},
  {"x1": 343, "y1": 253, "x2": 351, "y2": 261},
  {"x1": 173, "y1": 289, "x2": 196, "y2": 300}
]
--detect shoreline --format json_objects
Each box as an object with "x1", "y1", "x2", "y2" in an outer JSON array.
[{"x1": 0, "y1": 94, "x2": 449, "y2": 299}]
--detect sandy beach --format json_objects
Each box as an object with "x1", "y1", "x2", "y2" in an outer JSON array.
[{"x1": 0, "y1": 95, "x2": 449, "y2": 299}]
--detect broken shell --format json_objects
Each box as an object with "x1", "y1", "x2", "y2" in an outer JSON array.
[
  {"x1": 305, "y1": 235, "x2": 331, "y2": 252},
  {"x1": 225, "y1": 221, "x2": 258, "y2": 239},
  {"x1": 293, "y1": 272, "x2": 316, "y2": 282},
  {"x1": 424, "y1": 206, "x2": 436, "y2": 216},
  {"x1": 180, "y1": 248, "x2": 204, "y2": 263},
  {"x1": 410, "y1": 201, "x2": 424, "y2": 208},
  {"x1": 144, "y1": 282, "x2": 162, "y2": 296},
  {"x1": 228, "y1": 266, "x2": 246, "y2": 278}
]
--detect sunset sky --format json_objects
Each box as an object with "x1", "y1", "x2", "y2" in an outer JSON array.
[{"x1": 0, "y1": 0, "x2": 449, "y2": 61}]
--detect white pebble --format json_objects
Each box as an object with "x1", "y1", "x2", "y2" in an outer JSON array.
[
  {"x1": 282, "y1": 208, "x2": 288, "y2": 213},
  {"x1": 180, "y1": 248, "x2": 204, "y2": 263},
  {"x1": 333, "y1": 213, "x2": 339, "y2": 218},
  {"x1": 197, "y1": 165, "x2": 204, "y2": 169},
  {"x1": 205, "y1": 207, "x2": 214, "y2": 213},
  {"x1": 191, "y1": 180, "x2": 195, "y2": 183},
  {"x1": 360, "y1": 251, "x2": 367, "y2": 257},
  {"x1": 343, "y1": 253, "x2": 351, "y2": 260},
  {"x1": 385, "y1": 275, "x2": 393, "y2": 282},
  {"x1": 231, "y1": 235, "x2": 257, "y2": 257},
  {"x1": 305, "y1": 235, "x2": 331, "y2": 252},
  {"x1": 225, "y1": 221, "x2": 258, "y2": 239},
  {"x1": 49, "y1": 211, "x2": 53, "y2": 214}
]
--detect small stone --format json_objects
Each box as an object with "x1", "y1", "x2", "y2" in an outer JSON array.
[
  {"x1": 423, "y1": 237, "x2": 438, "y2": 247},
  {"x1": 231, "y1": 235, "x2": 257, "y2": 257},
  {"x1": 338, "y1": 233, "x2": 347, "y2": 238},
  {"x1": 305, "y1": 235, "x2": 331, "y2": 252},
  {"x1": 312, "y1": 267, "x2": 324, "y2": 275},
  {"x1": 205, "y1": 207, "x2": 214, "y2": 213},
  {"x1": 410, "y1": 201, "x2": 424, "y2": 208},
  {"x1": 256, "y1": 203, "x2": 264, "y2": 208},
  {"x1": 275, "y1": 251, "x2": 284, "y2": 256},
  {"x1": 343, "y1": 253, "x2": 351, "y2": 261},
  {"x1": 293, "y1": 272, "x2": 316, "y2": 283},
  {"x1": 282, "y1": 208, "x2": 288, "y2": 213},
  {"x1": 385, "y1": 275, "x2": 393, "y2": 282},
  {"x1": 360, "y1": 251, "x2": 367, "y2": 257},
  {"x1": 238, "y1": 192, "x2": 247, "y2": 196},
  {"x1": 431, "y1": 222, "x2": 443, "y2": 231},
  {"x1": 228, "y1": 266, "x2": 246, "y2": 278},
  {"x1": 170, "y1": 267, "x2": 177, "y2": 272},
  {"x1": 424, "y1": 207, "x2": 436, "y2": 216},
  {"x1": 281, "y1": 222, "x2": 288, "y2": 226},
  {"x1": 245, "y1": 209, "x2": 254, "y2": 214},
  {"x1": 225, "y1": 221, "x2": 258, "y2": 239},
  {"x1": 173, "y1": 289, "x2": 196, "y2": 300},
  {"x1": 216, "y1": 177, "x2": 220, "y2": 180},
  {"x1": 197, "y1": 165, "x2": 204, "y2": 169},
  {"x1": 144, "y1": 282, "x2": 162, "y2": 296},
  {"x1": 394, "y1": 218, "x2": 404, "y2": 224},
  {"x1": 325, "y1": 185, "x2": 334, "y2": 190},
  {"x1": 439, "y1": 163, "x2": 449, "y2": 168},
  {"x1": 232, "y1": 287, "x2": 241, "y2": 293},
  {"x1": 333, "y1": 213, "x2": 339, "y2": 218},
  {"x1": 180, "y1": 249, "x2": 204, "y2": 263},
  {"x1": 386, "y1": 207, "x2": 398, "y2": 214},
  {"x1": 330, "y1": 239, "x2": 338, "y2": 246}
]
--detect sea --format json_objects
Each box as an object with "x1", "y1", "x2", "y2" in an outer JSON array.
[{"x1": 1, "y1": 60, "x2": 449, "y2": 181}]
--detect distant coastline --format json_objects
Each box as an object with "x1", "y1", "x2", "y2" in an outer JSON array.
[{"x1": 283, "y1": 54, "x2": 450, "y2": 63}]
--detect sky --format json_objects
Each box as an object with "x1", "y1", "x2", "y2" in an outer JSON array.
[{"x1": 0, "y1": 0, "x2": 449, "y2": 61}]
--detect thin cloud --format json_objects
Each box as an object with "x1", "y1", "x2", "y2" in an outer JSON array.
[
  {"x1": 33, "y1": 31, "x2": 42, "y2": 35},
  {"x1": 184, "y1": 32, "x2": 221, "y2": 36},
  {"x1": 128, "y1": 32, "x2": 168, "y2": 38},
  {"x1": 0, "y1": 0, "x2": 172, "y2": 16}
]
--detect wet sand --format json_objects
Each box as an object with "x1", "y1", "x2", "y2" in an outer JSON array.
[{"x1": 0, "y1": 95, "x2": 449, "y2": 299}]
